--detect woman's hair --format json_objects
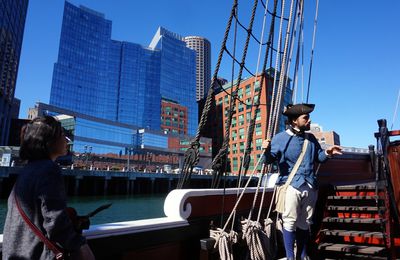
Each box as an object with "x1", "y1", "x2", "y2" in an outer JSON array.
[{"x1": 19, "y1": 116, "x2": 63, "y2": 161}]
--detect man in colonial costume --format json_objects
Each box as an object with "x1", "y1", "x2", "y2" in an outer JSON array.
[{"x1": 263, "y1": 103, "x2": 342, "y2": 260}]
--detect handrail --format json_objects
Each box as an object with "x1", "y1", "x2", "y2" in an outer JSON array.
[
  {"x1": 374, "y1": 129, "x2": 400, "y2": 138},
  {"x1": 375, "y1": 119, "x2": 398, "y2": 259},
  {"x1": 375, "y1": 119, "x2": 400, "y2": 221}
]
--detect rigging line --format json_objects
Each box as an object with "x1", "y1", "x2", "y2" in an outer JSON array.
[
  {"x1": 245, "y1": 161, "x2": 266, "y2": 221},
  {"x1": 226, "y1": 43, "x2": 284, "y2": 65},
  {"x1": 220, "y1": 8, "x2": 239, "y2": 227},
  {"x1": 237, "y1": 0, "x2": 269, "y2": 180},
  {"x1": 177, "y1": 0, "x2": 238, "y2": 189},
  {"x1": 231, "y1": 10, "x2": 287, "y2": 53},
  {"x1": 301, "y1": 10, "x2": 304, "y2": 102},
  {"x1": 299, "y1": 0, "x2": 305, "y2": 103},
  {"x1": 267, "y1": 8, "x2": 289, "y2": 21},
  {"x1": 237, "y1": 11, "x2": 278, "y2": 222},
  {"x1": 391, "y1": 88, "x2": 400, "y2": 130},
  {"x1": 282, "y1": 0, "x2": 301, "y2": 104},
  {"x1": 258, "y1": 0, "x2": 277, "y2": 164},
  {"x1": 220, "y1": 153, "x2": 266, "y2": 233},
  {"x1": 291, "y1": 0, "x2": 304, "y2": 104},
  {"x1": 218, "y1": 0, "x2": 262, "y2": 233},
  {"x1": 224, "y1": 47, "x2": 256, "y2": 77},
  {"x1": 215, "y1": 78, "x2": 276, "y2": 108},
  {"x1": 211, "y1": 18, "x2": 241, "y2": 187},
  {"x1": 257, "y1": 165, "x2": 275, "y2": 222},
  {"x1": 233, "y1": 11, "x2": 288, "y2": 49},
  {"x1": 260, "y1": 0, "x2": 289, "y2": 21},
  {"x1": 273, "y1": 0, "x2": 296, "y2": 137},
  {"x1": 267, "y1": 0, "x2": 286, "y2": 140},
  {"x1": 220, "y1": 0, "x2": 259, "y2": 191},
  {"x1": 195, "y1": 0, "x2": 238, "y2": 142},
  {"x1": 270, "y1": 0, "x2": 290, "y2": 139},
  {"x1": 305, "y1": 0, "x2": 319, "y2": 103},
  {"x1": 233, "y1": 12, "x2": 268, "y2": 46},
  {"x1": 284, "y1": 0, "x2": 300, "y2": 87}
]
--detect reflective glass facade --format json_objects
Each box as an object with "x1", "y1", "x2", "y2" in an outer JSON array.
[
  {"x1": 140, "y1": 132, "x2": 168, "y2": 149},
  {"x1": 51, "y1": 3, "x2": 197, "y2": 135},
  {"x1": 0, "y1": 0, "x2": 28, "y2": 144},
  {"x1": 50, "y1": 2, "x2": 161, "y2": 130},
  {"x1": 116, "y1": 42, "x2": 161, "y2": 128},
  {"x1": 36, "y1": 102, "x2": 211, "y2": 171},
  {"x1": 150, "y1": 27, "x2": 197, "y2": 135}
]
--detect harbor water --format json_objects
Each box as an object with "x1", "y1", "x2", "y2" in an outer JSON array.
[{"x1": 0, "y1": 194, "x2": 166, "y2": 232}]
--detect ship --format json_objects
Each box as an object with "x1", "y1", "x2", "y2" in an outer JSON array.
[{"x1": 1, "y1": 0, "x2": 400, "y2": 259}]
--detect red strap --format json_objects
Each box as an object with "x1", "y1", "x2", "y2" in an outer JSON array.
[{"x1": 14, "y1": 191, "x2": 64, "y2": 259}]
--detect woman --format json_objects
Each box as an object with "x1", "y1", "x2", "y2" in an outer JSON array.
[{"x1": 2, "y1": 116, "x2": 94, "y2": 259}]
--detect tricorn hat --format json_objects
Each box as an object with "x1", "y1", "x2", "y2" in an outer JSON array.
[{"x1": 282, "y1": 103, "x2": 315, "y2": 117}]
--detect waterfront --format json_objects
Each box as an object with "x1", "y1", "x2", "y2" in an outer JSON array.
[{"x1": 0, "y1": 194, "x2": 166, "y2": 232}]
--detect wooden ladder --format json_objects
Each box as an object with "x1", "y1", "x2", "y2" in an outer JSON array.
[{"x1": 316, "y1": 184, "x2": 395, "y2": 260}]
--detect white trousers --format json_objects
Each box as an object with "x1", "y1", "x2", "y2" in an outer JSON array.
[{"x1": 282, "y1": 183, "x2": 318, "y2": 231}]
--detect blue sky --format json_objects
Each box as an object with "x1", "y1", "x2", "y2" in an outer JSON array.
[{"x1": 15, "y1": 0, "x2": 400, "y2": 148}]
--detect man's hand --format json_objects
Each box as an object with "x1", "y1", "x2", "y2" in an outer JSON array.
[
  {"x1": 326, "y1": 145, "x2": 342, "y2": 157},
  {"x1": 262, "y1": 139, "x2": 271, "y2": 150}
]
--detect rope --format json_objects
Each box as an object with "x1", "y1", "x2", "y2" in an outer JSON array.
[
  {"x1": 242, "y1": 0, "x2": 299, "y2": 256},
  {"x1": 241, "y1": 219, "x2": 267, "y2": 260},
  {"x1": 263, "y1": 217, "x2": 278, "y2": 259},
  {"x1": 212, "y1": 0, "x2": 260, "y2": 189},
  {"x1": 224, "y1": 47, "x2": 256, "y2": 77},
  {"x1": 286, "y1": 0, "x2": 302, "y2": 104},
  {"x1": 291, "y1": 0, "x2": 305, "y2": 103},
  {"x1": 220, "y1": 154, "x2": 265, "y2": 233},
  {"x1": 306, "y1": 0, "x2": 319, "y2": 103},
  {"x1": 177, "y1": 0, "x2": 238, "y2": 188},
  {"x1": 210, "y1": 228, "x2": 238, "y2": 260},
  {"x1": 267, "y1": 0, "x2": 286, "y2": 140},
  {"x1": 177, "y1": 141, "x2": 200, "y2": 188},
  {"x1": 272, "y1": 0, "x2": 296, "y2": 137},
  {"x1": 237, "y1": 0, "x2": 270, "y2": 179}
]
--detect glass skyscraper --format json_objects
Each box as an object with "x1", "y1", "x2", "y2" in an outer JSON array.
[
  {"x1": 50, "y1": 2, "x2": 197, "y2": 135},
  {"x1": 150, "y1": 27, "x2": 197, "y2": 135},
  {"x1": 0, "y1": 0, "x2": 29, "y2": 145}
]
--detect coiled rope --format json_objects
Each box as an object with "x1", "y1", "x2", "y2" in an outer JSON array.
[{"x1": 210, "y1": 228, "x2": 238, "y2": 260}]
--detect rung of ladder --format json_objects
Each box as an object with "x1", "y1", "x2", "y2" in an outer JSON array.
[
  {"x1": 322, "y1": 217, "x2": 384, "y2": 224},
  {"x1": 320, "y1": 229, "x2": 384, "y2": 238},
  {"x1": 318, "y1": 242, "x2": 386, "y2": 255}
]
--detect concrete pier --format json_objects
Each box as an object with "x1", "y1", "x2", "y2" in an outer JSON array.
[{"x1": 0, "y1": 166, "x2": 259, "y2": 198}]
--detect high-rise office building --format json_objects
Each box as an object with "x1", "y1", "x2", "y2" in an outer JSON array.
[
  {"x1": 51, "y1": 3, "x2": 197, "y2": 135},
  {"x1": 0, "y1": 0, "x2": 29, "y2": 145},
  {"x1": 150, "y1": 27, "x2": 197, "y2": 135},
  {"x1": 213, "y1": 69, "x2": 292, "y2": 174},
  {"x1": 184, "y1": 36, "x2": 211, "y2": 102},
  {"x1": 50, "y1": 2, "x2": 161, "y2": 130}
]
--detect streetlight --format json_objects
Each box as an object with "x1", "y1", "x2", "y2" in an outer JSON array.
[
  {"x1": 84, "y1": 145, "x2": 92, "y2": 169},
  {"x1": 126, "y1": 147, "x2": 134, "y2": 172},
  {"x1": 147, "y1": 152, "x2": 153, "y2": 171}
]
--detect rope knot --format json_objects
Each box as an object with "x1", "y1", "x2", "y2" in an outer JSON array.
[
  {"x1": 241, "y1": 219, "x2": 267, "y2": 260},
  {"x1": 210, "y1": 228, "x2": 238, "y2": 260},
  {"x1": 183, "y1": 141, "x2": 200, "y2": 170}
]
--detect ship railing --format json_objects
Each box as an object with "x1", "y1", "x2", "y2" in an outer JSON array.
[{"x1": 374, "y1": 119, "x2": 399, "y2": 259}]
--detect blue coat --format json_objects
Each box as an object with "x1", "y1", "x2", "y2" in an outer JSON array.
[{"x1": 264, "y1": 129, "x2": 328, "y2": 189}]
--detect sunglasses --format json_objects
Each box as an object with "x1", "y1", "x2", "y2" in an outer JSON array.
[{"x1": 65, "y1": 136, "x2": 72, "y2": 144}]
